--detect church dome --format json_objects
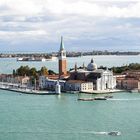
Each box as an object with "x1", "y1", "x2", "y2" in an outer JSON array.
[{"x1": 87, "y1": 58, "x2": 97, "y2": 71}]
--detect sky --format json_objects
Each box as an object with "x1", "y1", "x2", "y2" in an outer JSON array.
[{"x1": 0, "y1": 0, "x2": 140, "y2": 52}]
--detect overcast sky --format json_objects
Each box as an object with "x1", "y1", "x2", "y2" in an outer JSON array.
[{"x1": 0, "y1": 0, "x2": 140, "y2": 52}]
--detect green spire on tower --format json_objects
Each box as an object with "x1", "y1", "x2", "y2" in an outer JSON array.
[{"x1": 60, "y1": 36, "x2": 65, "y2": 51}]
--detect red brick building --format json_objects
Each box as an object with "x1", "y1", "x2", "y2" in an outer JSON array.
[
  {"x1": 58, "y1": 36, "x2": 67, "y2": 78},
  {"x1": 116, "y1": 71, "x2": 140, "y2": 90}
]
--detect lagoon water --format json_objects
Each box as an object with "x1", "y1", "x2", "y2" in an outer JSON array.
[
  {"x1": 1, "y1": 91, "x2": 140, "y2": 140},
  {"x1": 0, "y1": 55, "x2": 140, "y2": 140},
  {"x1": 0, "y1": 55, "x2": 140, "y2": 74}
]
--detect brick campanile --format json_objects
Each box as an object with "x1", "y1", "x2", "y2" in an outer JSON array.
[{"x1": 58, "y1": 36, "x2": 67, "y2": 78}]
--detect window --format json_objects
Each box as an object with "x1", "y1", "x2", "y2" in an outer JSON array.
[{"x1": 63, "y1": 52, "x2": 66, "y2": 56}]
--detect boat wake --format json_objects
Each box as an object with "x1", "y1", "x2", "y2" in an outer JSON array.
[
  {"x1": 88, "y1": 131, "x2": 108, "y2": 135},
  {"x1": 13, "y1": 130, "x2": 121, "y2": 136},
  {"x1": 107, "y1": 98, "x2": 140, "y2": 101},
  {"x1": 84, "y1": 131, "x2": 121, "y2": 136}
]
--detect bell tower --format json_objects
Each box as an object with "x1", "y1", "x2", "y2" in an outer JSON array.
[{"x1": 58, "y1": 36, "x2": 67, "y2": 77}]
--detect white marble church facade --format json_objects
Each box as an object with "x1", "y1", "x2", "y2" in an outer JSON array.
[
  {"x1": 96, "y1": 70, "x2": 116, "y2": 90},
  {"x1": 69, "y1": 59, "x2": 116, "y2": 91}
]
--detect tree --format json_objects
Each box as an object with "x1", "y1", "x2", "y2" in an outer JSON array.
[
  {"x1": 40, "y1": 66, "x2": 48, "y2": 76},
  {"x1": 16, "y1": 65, "x2": 30, "y2": 76},
  {"x1": 111, "y1": 63, "x2": 140, "y2": 74},
  {"x1": 48, "y1": 69, "x2": 56, "y2": 75},
  {"x1": 29, "y1": 67, "x2": 37, "y2": 77}
]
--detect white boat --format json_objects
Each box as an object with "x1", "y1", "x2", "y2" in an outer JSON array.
[
  {"x1": 131, "y1": 89, "x2": 139, "y2": 93},
  {"x1": 41, "y1": 58, "x2": 46, "y2": 62},
  {"x1": 45, "y1": 56, "x2": 57, "y2": 61},
  {"x1": 17, "y1": 57, "x2": 46, "y2": 62},
  {"x1": 17, "y1": 57, "x2": 23, "y2": 61},
  {"x1": 107, "y1": 131, "x2": 121, "y2": 136}
]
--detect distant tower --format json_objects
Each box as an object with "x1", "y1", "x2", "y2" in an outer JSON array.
[
  {"x1": 83, "y1": 62, "x2": 85, "y2": 70},
  {"x1": 58, "y1": 36, "x2": 67, "y2": 77},
  {"x1": 74, "y1": 63, "x2": 77, "y2": 72}
]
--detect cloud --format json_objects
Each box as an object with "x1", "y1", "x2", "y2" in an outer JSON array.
[
  {"x1": 1, "y1": 0, "x2": 140, "y2": 18},
  {"x1": 0, "y1": 30, "x2": 47, "y2": 47},
  {"x1": 40, "y1": 1, "x2": 140, "y2": 18},
  {"x1": 0, "y1": 0, "x2": 140, "y2": 51}
]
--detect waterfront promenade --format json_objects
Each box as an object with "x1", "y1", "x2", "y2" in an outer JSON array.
[
  {"x1": 0, "y1": 82, "x2": 57, "y2": 95},
  {"x1": 0, "y1": 81, "x2": 125, "y2": 95},
  {"x1": 82, "y1": 89, "x2": 124, "y2": 94}
]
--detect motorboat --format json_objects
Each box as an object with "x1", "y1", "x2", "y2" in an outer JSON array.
[
  {"x1": 78, "y1": 97, "x2": 107, "y2": 101},
  {"x1": 77, "y1": 98, "x2": 94, "y2": 101},
  {"x1": 107, "y1": 131, "x2": 121, "y2": 136},
  {"x1": 94, "y1": 97, "x2": 107, "y2": 100}
]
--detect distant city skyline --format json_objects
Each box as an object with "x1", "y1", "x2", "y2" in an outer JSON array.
[{"x1": 0, "y1": 0, "x2": 140, "y2": 52}]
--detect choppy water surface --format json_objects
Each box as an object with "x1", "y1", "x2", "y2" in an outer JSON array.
[
  {"x1": 0, "y1": 55, "x2": 140, "y2": 140},
  {"x1": 0, "y1": 91, "x2": 140, "y2": 140}
]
